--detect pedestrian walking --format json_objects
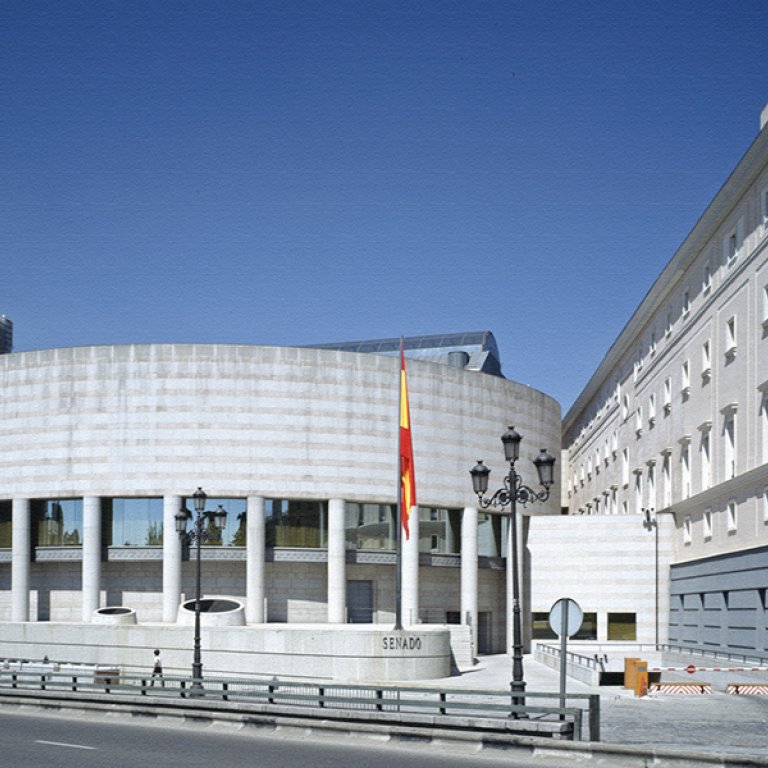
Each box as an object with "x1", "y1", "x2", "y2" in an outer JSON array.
[{"x1": 150, "y1": 648, "x2": 164, "y2": 687}]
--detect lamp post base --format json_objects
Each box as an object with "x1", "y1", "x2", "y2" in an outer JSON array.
[
  {"x1": 190, "y1": 661, "x2": 204, "y2": 697},
  {"x1": 510, "y1": 680, "x2": 527, "y2": 719}
]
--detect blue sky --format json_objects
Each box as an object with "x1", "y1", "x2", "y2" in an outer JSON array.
[{"x1": 2, "y1": 1, "x2": 767, "y2": 413}]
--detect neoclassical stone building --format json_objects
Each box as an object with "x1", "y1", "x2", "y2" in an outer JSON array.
[
  {"x1": 561, "y1": 105, "x2": 768, "y2": 656},
  {"x1": 0, "y1": 334, "x2": 561, "y2": 658}
]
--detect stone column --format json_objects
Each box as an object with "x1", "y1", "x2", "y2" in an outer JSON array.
[
  {"x1": 402, "y1": 507, "x2": 420, "y2": 626},
  {"x1": 460, "y1": 506, "x2": 479, "y2": 654},
  {"x1": 246, "y1": 496, "x2": 265, "y2": 623},
  {"x1": 81, "y1": 496, "x2": 102, "y2": 621},
  {"x1": 162, "y1": 495, "x2": 183, "y2": 623},
  {"x1": 11, "y1": 498, "x2": 31, "y2": 622},
  {"x1": 327, "y1": 498, "x2": 346, "y2": 623}
]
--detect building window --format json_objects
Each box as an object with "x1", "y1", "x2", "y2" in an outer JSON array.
[
  {"x1": 762, "y1": 186, "x2": 768, "y2": 236},
  {"x1": 665, "y1": 311, "x2": 673, "y2": 338},
  {"x1": 345, "y1": 503, "x2": 395, "y2": 551},
  {"x1": 701, "y1": 339, "x2": 711, "y2": 381},
  {"x1": 723, "y1": 409, "x2": 737, "y2": 480},
  {"x1": 634, "y1": 471, "x2": 643, "y2": 515},
  {"x1": 622, "y1": 449, "x2": 629, "y2": 487},
  {"x1": 662, "y1": 451, "x2": 672, "y2": 507},
  {"x1": 703, "y1": 264, "x2": 712, "y2": 294},
  {"x1": 0, "y1": 501, "x2": 10, "y2": 548},
  {"x1": 178, "y1": 496, "x2": 246, "y2": 547},
  {"x1": 267, "y1": 498, "x2": 328, "y2": 548},
  {"x1": 607, "y1": 612, "x2": 637, "y2": 641},
  {"x1": 573, "y1": 612, "x2": 598, "y2": 640},
  {"x1": 762, "y1": 487, "x2": 768, "y2": 524},
  {"x1": 699, "y1": 424, "x2": 712, "y2": 491},
  {"x1": 724, "y1": 219, "x2": 743, "y2": 266},
  {"x1": 727, "y1": 500, "x2": 737, "y2": 533},
  {"x1": 635, "y1": 407, "x2": 643, "y2": 436},
  {"x1": 663, "y1": 378, "x2": 672, "y2": 414},
  {"x1": 650, "y1": 331, "x2": 657, "y2": 356},
  {"x1": 762, "y1": 284, "x2": 768, "y2": 329},
  {"x1": 762, "y1": 390, "x2": 768, "y2": 464},
  {"x1": 683, "y1": 289, "x2": 690, "y2": 317},
  {"x1": 531, "y1": 613, "x2": 558, "y2": 640},
  {"x1": 648, "y1": 393, "x2": 656, "y2": 427},
  {"x1": 703, "y1": 508, "x2": 712, "y2": 540},
  {"x1": 622, "y1": 395, "x2": 629, "y2": 422},
  {"x1": 418, "y1": 507, "x2": 461, "y2": 554},
  {"x1": 683, "y1": 515, "x2": 692, "y2": 545},
  {"x1": 105, "y1": 497, "x2": 165, "y2": 547},
  {"x1": 680, "y1": 440, "x2": 691, "y2": 500},
  {"x1": 681, "y1": 360, "x2": 690, "y2": 398},
  {"x1": 725, "y1": 316, "x2": 737, "y2": 359},
  {"x1": 646, "y1": 462, "x2": 656, "y2": 510},
  {"x1": 32, "y1": 499, "x2": 84, "y2": 547}
]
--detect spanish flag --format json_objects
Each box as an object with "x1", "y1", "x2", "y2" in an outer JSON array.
[{"x1": 399, "y1": 341, "x2": 416, "y2": 539}]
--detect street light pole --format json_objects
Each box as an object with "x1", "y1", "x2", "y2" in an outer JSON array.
[
  {"x1": 175, "y1": 487, "x2": 227, "y2": 695},
  {"x1": 470, "y1": 427, "x2": 555, "y2": 717}
]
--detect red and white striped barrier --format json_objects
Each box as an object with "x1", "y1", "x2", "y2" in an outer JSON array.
[
  {"x1": 727, "y1": 684, "x2": 768, "y2": 695},
  {"x1": 649, "y1": 682, "x2": 712, "y2": 694},
  {"x1": 649, "y1": 665, "x2": 768, "y2": 674}
]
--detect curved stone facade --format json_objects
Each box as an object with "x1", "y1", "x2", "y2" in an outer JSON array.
[
  {"x1": 0, "y1": 342, "x2": 560, "y2": 667},
  {"x1": 0, "y1": 343, "x2": 560, "y2": 506}
]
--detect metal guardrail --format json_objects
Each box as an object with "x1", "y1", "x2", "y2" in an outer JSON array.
[
  {"x1": 537, "y1": 643, "x2": 605, "y2": 670},
  {"x1": 0, "y1": 669, "x2": 600, "y2": 742},
  {"x1": 658, "y1": 644, "x2": 768, "y2": 667}
]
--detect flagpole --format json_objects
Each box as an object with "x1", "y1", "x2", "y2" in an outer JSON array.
[{"x1": 395, "y1": 339, "x2": 404, "y2": 631}]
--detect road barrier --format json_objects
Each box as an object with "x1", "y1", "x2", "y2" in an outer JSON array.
[{"x1": 0, "y1": 666, "x2": 600, "y2": 742}]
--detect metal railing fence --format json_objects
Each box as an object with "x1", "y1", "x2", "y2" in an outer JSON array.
[{"x1": 0, "y1": 668, "x2": 600, "y2": 742}]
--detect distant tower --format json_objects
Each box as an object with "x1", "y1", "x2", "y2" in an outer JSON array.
[{"x1": 0, "y1": 315, "x2": 12, "y2": 354}]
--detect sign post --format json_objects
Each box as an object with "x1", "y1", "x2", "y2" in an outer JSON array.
[{"x1": 549, "y1": 597, "x2": 583, "y2": 718}]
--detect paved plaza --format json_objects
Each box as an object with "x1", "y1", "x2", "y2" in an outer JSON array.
[{"x1": 415, "y1": 653, "x2": 768, "y2": 756}]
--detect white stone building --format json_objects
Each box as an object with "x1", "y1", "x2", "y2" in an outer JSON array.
[
  {"x1": 558, "y1": 105, "x2": 768, "y2": 656},
  {"x1": 0, "y1": 335, "x2": 561, "y2": 663}
]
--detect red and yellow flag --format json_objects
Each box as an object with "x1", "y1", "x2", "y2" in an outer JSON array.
[{"x1": 399, "y1": 342, "x2": 416, "y2": 539}]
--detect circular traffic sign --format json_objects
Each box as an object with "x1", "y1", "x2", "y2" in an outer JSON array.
[
  {"x1": 548, "y1": 597, "x2": 583, "y2": 638},
  {"x1": 686, "y1": 664, "x2": 696, "y2": 675}
]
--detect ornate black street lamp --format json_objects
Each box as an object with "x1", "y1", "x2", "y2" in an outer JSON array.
[
  {"x1": 470, "y1": 427, "x2": 555, "y2": 715},
  {"x1": 175, "y1": 487, "x2": 227, "y2": 694}
]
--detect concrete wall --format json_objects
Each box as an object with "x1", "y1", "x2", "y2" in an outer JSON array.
[
  {"x1": 0, "y1": 622, "x2": 452, "y2": 682},
  {"x1": 527, "y1": 514, "x2": 674, "y2": 645}
]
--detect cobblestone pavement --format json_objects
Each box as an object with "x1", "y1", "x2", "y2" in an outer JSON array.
[{"x1": 413, "y1": 653, "x2": 768, "y2": 756}]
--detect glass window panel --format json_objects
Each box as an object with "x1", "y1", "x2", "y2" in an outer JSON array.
[
  {"x1": 608, "y1": 612, "x2": 637, "y2": 641},
  {"x1": 572, "y1": 612, "x2": 598, "y2": 640},
  {"x1": 266, "y1": 499, "x2": 327, "y2": 548},
  {"x1": 477, "y1": 513, "x2": 503, "y2": 557},
  {"x1": 531, "y1": 612, "x2": 558, "y2": 640},
  {"x1": 181, "y1": 497, "x2": 247, "y2": 547},
  {"x1": 344, "y1": 502, "x2": 395, "y2": 551},
  {"x1": 0, "y1": 501, "x2": 10, "y2": 548},
  {"x1": 417, "y1": 507, "x2": 461, "y2": 554},
  {"x1": 32, "y1": 499, "x2": 83, "y2": 546},
  {"x1": 105, "y1": 498, "x2": 164, "y2": 546}
]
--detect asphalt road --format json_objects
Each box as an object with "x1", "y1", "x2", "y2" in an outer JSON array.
[{"x1": 0, "y1": 710, "x2": 557, "y2": 768}]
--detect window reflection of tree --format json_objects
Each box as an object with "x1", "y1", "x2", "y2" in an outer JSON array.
[{"x1": 231, "y1": 512, "x2": 247, "y2": 546}]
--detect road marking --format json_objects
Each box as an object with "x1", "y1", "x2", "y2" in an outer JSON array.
[{"x1": 35, "y1": 739, "x2": 97, "y2": 750}]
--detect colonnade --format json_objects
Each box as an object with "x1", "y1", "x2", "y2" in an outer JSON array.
[{"x1": 8, "y1": 496, "x2": 490, "y2": 650}]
